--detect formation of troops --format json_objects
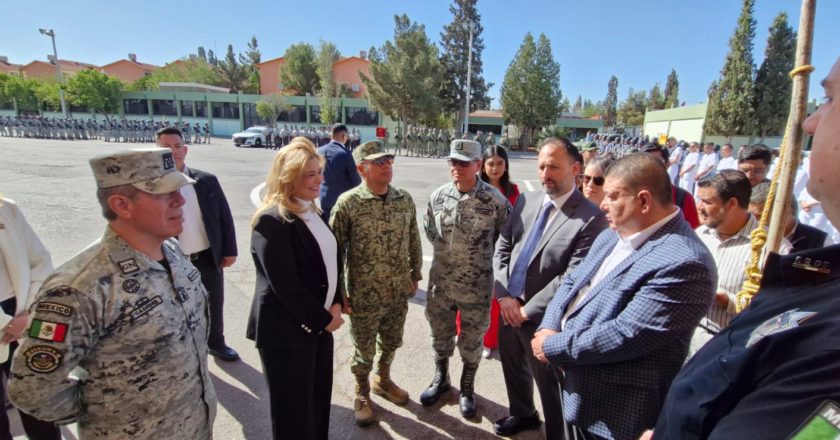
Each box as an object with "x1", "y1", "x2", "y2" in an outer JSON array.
[
  {"x1": 0, "y1": 115, "x2": 211, "y2": 144},
  {"x1": 263, "y1": 125, "x2": 362, "y2": 149},
  {"x1": 389, "y1": 125, "x2": 511, "y2": 157}
]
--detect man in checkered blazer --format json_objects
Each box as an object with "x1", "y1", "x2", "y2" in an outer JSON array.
[{"x1": 532, "y1": 153, "x2": 717, "y2": 440}]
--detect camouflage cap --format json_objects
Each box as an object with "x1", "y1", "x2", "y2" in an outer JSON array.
[
  {"x1": 89, "y1": 147, "x2": 194, "y2": 194},
  {"x1": 353, "y1": 140, "x2": 393, "y2": 163},
  {"x1": 448, "y1": 139, "x2": 482, "y2": 162},
  {"x1": 582, "y1": 142, "x2": 598, "y2": 152}
]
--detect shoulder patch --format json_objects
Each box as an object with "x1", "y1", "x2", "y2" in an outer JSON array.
[
  {"x1": 24, "y1": 346, "x2": 62, "y2": 373},
  {"x1": 122, "y1": 279, "x2": 141, "y2": 293},
  {"x1": 746, "y1": 308, "x2": 817, "y2": 348},
  {"x1": 187, "y1": 269, "x2": 200, "y2": 282},
  {"x1": 42, "y1": 286, "x2": 80, "y2": 298},
  {"x1": 117, "y1": 258, "x2": 139, "y2": 275},
  {"x1": 34, "y1": 302, "x2": 73, "y2": 317},
  {"x1": 790, "y1": 400, "x2": 840, "y2": 439}
]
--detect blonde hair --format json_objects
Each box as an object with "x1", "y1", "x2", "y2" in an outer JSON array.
[{"x1": 251, "y1": 137, "x2": 325, "y2": 226}]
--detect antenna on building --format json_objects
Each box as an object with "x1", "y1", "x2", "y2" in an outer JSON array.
[
  {"x1": 128, "y1": 53, "x2": 137, "y2": 62},
  {"x1": 359, "y1": 50, "x2": 367, "y2": 59}
]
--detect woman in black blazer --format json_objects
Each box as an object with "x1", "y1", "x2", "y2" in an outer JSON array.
[{"x1": 246, "y1": 137, "x2": 344, "y2": 440}]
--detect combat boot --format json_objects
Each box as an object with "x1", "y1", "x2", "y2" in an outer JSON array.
[
  {"x1": 372, "y1": 363, "x2": 409, "y2": 405},
  {"x1": 459, "y1": 362, "x2": 479, "y2": 418},
  {"x1": 420, "y1": 358, "x2": 451, "y2": 406},
  {"x1": 354, "y1": 376, "x2": 376, "y2": 427}
]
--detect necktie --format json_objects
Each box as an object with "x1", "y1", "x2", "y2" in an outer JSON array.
[{"x1": 507, "y1": 199, "x2": 555, "y2": 298}]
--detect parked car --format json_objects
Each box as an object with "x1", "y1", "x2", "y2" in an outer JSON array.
[{"x1": 232, "y1": 126, "x2": 268, "y2": 147}]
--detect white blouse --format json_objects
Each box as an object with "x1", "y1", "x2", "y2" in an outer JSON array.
[{"x1": 296, "y1": 199, "x2": 338, "y2": 309}]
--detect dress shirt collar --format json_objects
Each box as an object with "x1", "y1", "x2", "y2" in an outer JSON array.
[
  {"x1": 698, "y1": 212, "x2": 757, "y2": 243},
  {"x1": 542, "y1": 186, "x2": 576, "y2": 211},
  {"x1": 621, "y1": 207, "x2": 680, "y2": 250}
]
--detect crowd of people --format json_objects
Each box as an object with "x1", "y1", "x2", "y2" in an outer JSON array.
[
  {"x1": 0, "y1": 57, "x2": 839, "y2": 440},
  {"x1": 0, "y1": 115, "x2": 212, "y2": 144},
  {"x1": 261, "y1": 125, "x2": 362, "y2": 150}
]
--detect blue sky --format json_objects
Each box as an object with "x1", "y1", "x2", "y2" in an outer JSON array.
[{"x1": 2, "y1": 0, "x2": 837, "y2": 108}]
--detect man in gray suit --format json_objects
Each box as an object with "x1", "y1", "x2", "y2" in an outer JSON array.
[{"x1": 493, "y1": 137, "x2": 608, "y2": 438}]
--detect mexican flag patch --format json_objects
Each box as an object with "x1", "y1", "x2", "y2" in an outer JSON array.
[{"x1": 28, "y1": 320, "x2": 68, "y2": 342}]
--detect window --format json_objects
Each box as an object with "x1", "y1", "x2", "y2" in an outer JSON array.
[
  {"x1": 69, "y1": 103, "x2": 88, "y2": 113},
  {"x1": 212, "y1": 102, "x2": 239, "y2": 119},
  {"x1": 195, "y1": 101, "x2": 207, "y2": 118},
  {"x1": 277, "y1": 105, "x2": 306, "y2": 123},
  {"x1": 0, "y1": 101, "x2": 13, "y2": 110},
  {"x1": 123, "y1": 99, "x2": 149, "y2": 115},
  {"x1": 152, "y1": 99, "x2": 177, "y2": 116},
  {"x1": 346, "y1": 107, "x2": 378, "y2": 126},
  {"x1": 180, "y1": 100, "x2": 194, "y2": 117},
  {"x1": 242, "y1": 103, "x2": 259, "y2": 128}
]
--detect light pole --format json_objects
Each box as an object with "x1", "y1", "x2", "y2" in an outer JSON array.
[
  {"x1": 462, "y1": 21, "x2": 474, "y2": 135},
  {"x1": 39, "y1": 28, "x2": 68, "y2": 117}
]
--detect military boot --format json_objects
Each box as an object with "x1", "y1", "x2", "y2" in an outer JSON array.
[
  {"x1": 459, "y1": 362, "x2": 479, "y2": 418},
  {"x1": 420, "y1": 358, "x2": 451, "y2": 406},
  {"x1": 372, "y1": 363, "x2": 409, "y2": 405},
  {"x1": 354, "y1": 376, "x2": 376, "y2": 427}
]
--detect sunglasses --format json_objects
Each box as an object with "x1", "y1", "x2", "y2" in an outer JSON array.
[
  {"x1": 581, "y1": 174, "x2": 605, "y2": 186},
  {"x1": 367, "y1": 156, "x2": 394, "y2": 166},
  {"x1": 448, "y1": 159, "x2": 474, "y2": 168}
]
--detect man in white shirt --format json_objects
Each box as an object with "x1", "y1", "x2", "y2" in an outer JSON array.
[
  {"x1": 679, "y1": 142, "x2": 701, "y2": 194},
  {"x1": 716, "y1": 143, "x2": 738, "y2": 172},
  {"x1": 531, "y1": 153, "x2": 717, "y2": 440},
  {"x1": 157, "y1": 127, "x2": 239, "y2": 361},
  {"x1": 694, "y1": 143, "x2": 719, "y2": 190},
  {"x1": 666, "y1": 138, "x2": 683, "y2": 185}
]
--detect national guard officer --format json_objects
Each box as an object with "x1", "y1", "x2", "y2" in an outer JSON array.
[
  {"x1": 421, "y1": 139, "x2": 510, "y2": 418},
  {"x1": 405, "y1": 126, "x2": 415, "y2": 157},
  {"x1": 647, "y1": 54, "x2": 840, "y2": 440},
  {"x1": 393, "y1": 125, "x2": 403, "y2": 156},
  {"x1": 330, "y1": 140, "x2": 423, "y2": 427},
  {"x1": 8, "y1": 147, "x2": 217, "y2": 439},
  {"x1": 203, "y1": 122, "x2": 211, "y2": 144}
]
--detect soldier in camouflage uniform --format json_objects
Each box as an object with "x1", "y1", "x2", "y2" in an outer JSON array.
[
  {"x1": 8, "y1": 148, "x2": 217, "y2": 440},
  {"x1": 421, "y1": 139, "x2": 510, "y2": 419},
  {"x1": 330, "y1": 140, "x2": 423, "y2": 427}
]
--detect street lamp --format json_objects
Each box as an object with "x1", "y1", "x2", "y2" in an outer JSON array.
[
  {"x1": 39, "y1": 28, "x2": 68, "y2": 117},
  {"x1": 461, "y1": 21, "x2": 475, "y2": 135}
]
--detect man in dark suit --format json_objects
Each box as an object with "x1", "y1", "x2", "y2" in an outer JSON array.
[
  {"x1": 318, "y1": 124, "x2": 361, "y2": 222},
  {"x1": 493, "y1": 137, "x2": 607, "y2": 438},
  {"x1": 532, "y1": 153, "x2": 717, "y2": 440},
  {"x1": 749, "y1": 181, "x2": 831, "y2": 252},
  {"x1": 157, "y1": 127, "x2": 239, "y2": 361}
]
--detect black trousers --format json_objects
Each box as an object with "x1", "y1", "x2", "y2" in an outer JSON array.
[
  {"x1": 499, "y1": 318, "x2": 567, "y2": 440},
  {"x1": 258, "y1": 331, "x2": 333, "y2": 440},
  {"x1": 192, "y1": 250, "x2": 226, "y2": 348},
  {"x1": 0, "y1": 298, "x2": 61, "y2": 440}
]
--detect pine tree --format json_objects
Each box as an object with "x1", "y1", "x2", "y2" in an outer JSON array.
[
  {"x1": 218, "y1": 44, "x2": 248, "y2": 93},
  {"x1": 617, "y1": 88, "x2": 648, "y2": 127},
  {"x1": 604, "y1": 75, "x2": 618, "y2": 128},
  {"x1": 439, "y1": 0, "x2": 492, "y2": 130},
  {"x1": 360, "y1": 14, "x2": 443, "y2": 146},
  {"x1": 705, "y1": 0, "x2": 756, "y2": 138},
  {"x1": 316, "y1": 40, "x2": 341, "y2": 124},
  {"x1": 648, "y1": 83, "x2": 664, "y2": 110},
  {"x1": 753, "y1": 12, "x2": 796, "y2": 138},
  {"x1": 499, "y1": 33, "x2": 562, "y2": 149},
  {"x1": 197, "y1": 47, "x2": 207, "y2": 63},
  {"x1": 207, "y1": 49, "x2": 217, "y2": 66},
  {"x1": 573, "y1": 95, "x2": 583, "y2": 113},
  {"x1": 279, "y1": 43, "x2": 319, "y2": 95},
  {"x1": 664, "y1": 69, "x2": 679, "y2": 108},
  {"x1": 239, "y1": 36, "x2": 261, "y2": 94}
]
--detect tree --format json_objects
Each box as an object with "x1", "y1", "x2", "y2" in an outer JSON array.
[
  {"x1": 279, "y1": 43, "x2": 319, "y2": 95},
  {"x1": 664, "y1": 69, "x2": 680, "y2": 108},
  {"x1": 581, "y1": 99, "x2": 603, "y2": 118},
  {"x1": 316, "y1": 40, "x2": 341, "y2": 124},
  {"x1": 361, "y1": 14, "x2": 443, "y2": 148},
  {"x1": 604, "y1": 75, "x2": 619, "y2": 128},
  {"x1": 33, "y1": 79, "x2": 62, "y2": 112},
  {"x1": 197, "y1": 47, "x2": 207, "y2": 63},
  {"x1": 705, "y1": 0, "x2": 756, "y2": 138},
  {"x1": 573, "y1": 95, "x2": 583, "y2": 113},
  {"x1": 207, "y1": 49, "x2": 218, "y2": 66},
  {"x1": 617, "y1": 88, "x2": 648, "y2": 127},
  {"x1": 439, "y1": 0, "x2": 492, "y2": 130},
  {"x1": 753, "y1": 12, "x2": 796, "y2": 139},
  {"x1": 499, "y1": 33, "x2": 562, "y2": 149},
  {"x1": 560, "y1": 97, "x2": 571, "y2": 113},
  {"x1": 3, "y1": 75, "x2": 41, "y2": 111},
  {"x1": 648, "y1": 83, "x2": 665, "y2": 110},
  {"x1": 66, "y1": 70, "x2": 123, "y2": 121},
  {"x1": 256, "y1": 93, "x2": 292, "y2": 127},
  {"x1": 239, "y1": 36, "x2": 262, "y2": 94},
  {"x1": 134, "y1": 57, "x2": 222, "y2": 91},
  {"x1": 218, "y1": 44, "x2": 248, "y2": 93}
]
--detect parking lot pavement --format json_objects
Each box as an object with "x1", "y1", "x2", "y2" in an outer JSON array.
[{"x1": 1, "y1": 137, "x2": 546, "y2": 439}]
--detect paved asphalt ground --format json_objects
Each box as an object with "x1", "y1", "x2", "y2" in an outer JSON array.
[{"x1": 0, "y1": 136, "x2": 549, "y2": 440}]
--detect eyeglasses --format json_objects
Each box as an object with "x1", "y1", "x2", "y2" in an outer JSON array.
[
  {"x1": 448, "y1": 159, "x2": 474, "y2": 168},
  {"x1": 580, "y1": 174, "x2": 605, "y2": 186},
  {"x1": 738, "y1": 166, "x2": 767, "y2": 175},
  {"x1": 366, "y1": 156, "x2": 394, "y2": 166}
]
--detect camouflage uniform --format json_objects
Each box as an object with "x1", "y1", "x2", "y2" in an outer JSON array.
[
  {"x1": 330, "y1": 183, "x2": 422, "y2": 378},
  {"x1": 424, "y1": 177, "x2": 510, "y2": 365}
]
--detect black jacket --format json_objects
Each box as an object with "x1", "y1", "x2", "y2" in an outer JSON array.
[{"x1": 186, "y1": 167, "x2": 237, "y2": 270}]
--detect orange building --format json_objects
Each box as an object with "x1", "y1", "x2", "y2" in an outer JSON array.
[
  {"x1": 256, "y1": 54, "x2": 369, "y2": 98},
  {"x1": 100, "y1": 55, "x2": 159, "y2": 83},
  {"x1": 21, "y1": 59, "x2": 97, "y2": 79},
  {"x1": 0, "y1": 57, "x2": 22, "y2": 75}
]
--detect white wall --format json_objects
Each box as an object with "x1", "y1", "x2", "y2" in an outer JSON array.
[
  {"x1": 669, "y1": 119, "x2": 705, "y2": 143},
  {"x1": 212, "y1": 119, "x2": 242, "y2": 137},
  {"x1": 643, "y1": 121, "x2": 670, "y2": 140}
]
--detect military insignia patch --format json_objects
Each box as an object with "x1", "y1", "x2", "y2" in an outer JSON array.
[
  {"x1": 746, "y1": 308, "x2": 816, "y2": 348},
  {"x1": 42, "y1": 286, "x2": 78, "y2": 298},
  {"x1": 130, "y1": 296, "x2": 162, "y2": 319},
  {"x1": 24, "y1": 346, "x2": 62, "y2": 373},
  {"x1": 29, "y1": 320, "x2": 68, "y2": 342},
  {"x1": 789, "y1": 400, "x2": 840, "y2": 439},
  {"x1": 118, "y1": 259, "x2": 139, "y2": 275},
  {"x1": 35, "y1": 302, "x2": 73, "y2": 317},
  {"x1": 122, "y1": 279, "x2": 141, "y2": 293},
  {"x1": 162, "y1": 152, "x2": 175, "y2": 170},
  {"x1": 175, "y1": 288, "x2": 189, "y2": 303},
  {"x1": 187, "y1": 269, "x2": 200, "y2": 282}
]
